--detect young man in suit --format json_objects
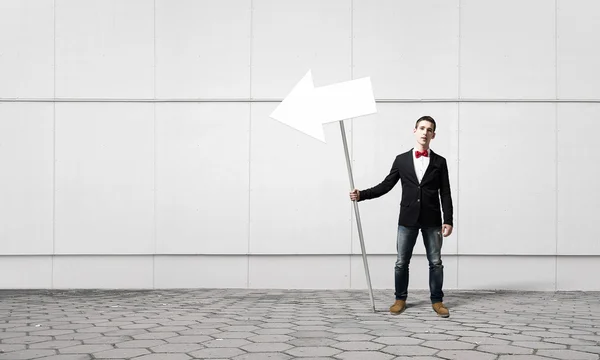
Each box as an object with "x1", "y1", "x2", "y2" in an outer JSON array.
[{"x1": 349, "y1": 116, "x2": 453, "y2": 317}]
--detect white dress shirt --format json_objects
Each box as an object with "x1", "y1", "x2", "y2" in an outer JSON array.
[{"x1": 413, "y1": 148, "x2": 431, "y2": 183}]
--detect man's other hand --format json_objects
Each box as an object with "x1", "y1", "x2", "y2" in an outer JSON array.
[
  {"x1": 442, "y1": 224, "x2": 453, "y2": 237},
  {"x1": 349, "y1": 189, "x2": 360, "y2": 201}
]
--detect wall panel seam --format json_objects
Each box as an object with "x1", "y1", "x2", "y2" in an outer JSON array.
[
  {"x1": 554, "y1": 0, "x2": 559, "y2": 292},
  {"x1": 4, "y1": 98, "x2": 600, "y2": 103},
  {"x1": 247, "y1": 0, "x2": 254, "y2": 289},
  {"x1": 456, "y1": 0, "x2": 461, "y2": 289},
  {"x1": 51, "y1": 0, "x2": 57, "y2": 289}
]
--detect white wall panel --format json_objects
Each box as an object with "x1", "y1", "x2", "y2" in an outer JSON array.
[
  {"x1": 352, "y1": 104, "x2": 459, "y2": 255},
  {"x1": 0, "y1": 0, "x2": 54, "y2": 98},
  {"x1": 557, "y1": 257, "x2": 600, "y2": 291},
  {"x1": 0, "y1": 256, "x2": 52, "y2": 288},
  {"x1": 155, "y1": 104, "x2": 250, "y2": 254},
  {"x1": 557, "y1": 0, "x2": 600, "y2": 99},
  {"x1": 458, "y1": 104, "x2": 556, "y2": 255},
  {"x1": 458, "y1": 256, "x2": 556, "y2": 290},
  {"x1": 353, "y1": 0, "x2": 459, "y2": 99},
  {"x1": 55, "y1": 0, "x2": 154, "y2": 98},
  {"x1": 0, "y1": 104, "x2": 54, "y2": 254},
  {"x1": 460, "y1": 0, "x2": 556, "y2": 99},
  {"x1": 248, "y1": 256, "x2": 350, "y2": 289},
  {"x1": 557, "y1": 104, "x2": 600, "y2": 255},
  {"x1": 54, "y1": 104, "x2": 154, "y2": 254},
  {"x1": 251, "y1": 0, "x2": 351, "y2": 98},
  {"x1": 350, "y1": 255, "x2": 458, "y2": 291},
  {"x1": 53, "y1": 256, "x2": 153, "y2": 288},
  {"x1": 155, "y1": 0, "x2": 251, "y2": 98},
  {"x1": 154, "y1": 256, "x2": 248, "y2": 288},
  {"x1": 249, "y1": 103, "x2": 351, "y2": 254}
]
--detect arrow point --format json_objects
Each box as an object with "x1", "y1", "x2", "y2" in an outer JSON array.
[{"x1": 270, "y1": 69, "x2": 314, "y2": 121}]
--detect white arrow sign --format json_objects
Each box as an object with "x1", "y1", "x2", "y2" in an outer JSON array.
[{"x1": 270, "y1": 70, "x2": 377, "y2": 142}]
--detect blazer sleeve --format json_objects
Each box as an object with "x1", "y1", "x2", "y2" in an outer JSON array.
[
  {"x1": 439, "y1": 158, "x2": 454, "y2": 226},
  {"x1": 358, "y1": 157, "x2": 400, "y2": 201}
]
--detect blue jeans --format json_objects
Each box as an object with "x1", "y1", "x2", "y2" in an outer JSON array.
[{"x1": 395, "y1": 225, "x2": 444, "y2": 303}]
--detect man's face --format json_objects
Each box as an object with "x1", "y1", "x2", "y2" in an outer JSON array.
[{"x1": 414, "y1": 120, "x2": 436, "y2": 147}]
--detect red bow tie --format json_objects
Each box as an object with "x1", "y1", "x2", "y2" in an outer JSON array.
[{"x1": 415, "y1": 150, "x2": 429, "y2": 158}]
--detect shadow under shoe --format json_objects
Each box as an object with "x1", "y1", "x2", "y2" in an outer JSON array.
[
  {"x1": 432, "y1": 302, "x2": 450, "y2": 318},
  {"x1": 389, "y1": 299, "x2": 406, "y2": 315}
]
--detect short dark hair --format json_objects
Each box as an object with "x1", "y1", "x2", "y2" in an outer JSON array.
[{"x1": 415, "y1": 115, "x2": 436, "y2": 132}]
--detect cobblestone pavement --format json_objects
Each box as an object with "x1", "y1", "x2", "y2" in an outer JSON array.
[{"x1": 1, "y1": 289, "x2": 599, "y2": 359}]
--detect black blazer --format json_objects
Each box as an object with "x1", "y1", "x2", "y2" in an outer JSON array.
[{"x1": 358, "y1": 149, "x2": 453, "y2": 227}]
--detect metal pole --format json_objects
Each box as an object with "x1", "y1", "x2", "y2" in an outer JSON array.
[{"x1": 338, "y1": 120, "x2": 375, "y2": 312}]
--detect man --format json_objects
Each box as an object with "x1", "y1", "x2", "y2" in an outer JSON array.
[{"x1": 349, "y1": 115, "x2": 453, "y2": 317}]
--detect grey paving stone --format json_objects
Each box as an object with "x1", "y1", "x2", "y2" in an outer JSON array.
[
  {"x1": 498, "y1": 356, "x2": 556, "y2": 360},
  {"x1": 58, "y1": 345, "x2": 113, "y2": 354},
  {"x1": 422, "y1": 340, "x2": 475, "y2": 350},
  {"x1": 30, "y1": 330, "x2": 75, "y2": 337},
  {"x1": 189, "y1": 347, "x2": 245, "y2": 358},
  {"x1": 132, "y1": 355, "x2": 191, "y2": 360},
  {"x1": 151, "y1": 342, "x2": 205, "y2": 352},
  {"x1": 521, "y1": 331, "x2": 570, "y2": 338},
  {"x1": 477, "y1": 345, "x2": 534, "y2": 355},
  {"x1": 447, "y1": 330, "x2": 492, "y2": 337},
  {"x1": 536, "y1": 350, "x2": 599, "y2": 360},
  {"x1": 29, "y1": 341, "x2": 81, "y2": 349},
  {"x1": 204, "y1": 339, "x2": 251, "y2": 348},
  {"x1": 257, "y1": 323, "x2": 293, "y2": 329},
  {"x1": 288, "y1": 331, "x2": 332, "y2": 338},
  {"x1": 0, "y1": 332, "x2": 26, "y2": 340},
  {"x1": 413, "y1": 333, "x2": 459, "y2": 341},
  {"x1": 329, "y1": 327, "x2": 370, "y2": 334},
  {"x1": 571, "y1": 346, "x2": 600, "y2": 355},
  {"x1": 0, "y1": 349, "x2": 56, "y2": 359},
  {"x1": 132, "y1": 331, "x2": 178, "y2": 340},
  {"x1": 179, "y1": 328, "x2": 222, "y2": 336},
  {"x1": 75, "y1": 327, "x2": 118, "y2": 334},
  {"x1": 247, "y1": 334, "x2": 293, "y2": 342},
  {"x1": 119, "y1": 323, "x2": 158, "y2": 330},
  {"x1": 82, "y1": 336, "x2": 129, "y2": 344},
  {"x1": 287, "y1": 338, "x2": 338, "y2": 347},
  {"x1": 115, "y1": 339, "x2": 165, "y2": 348},
  {"x1": 373, "y1": 336, "x2": 423, "y2": 345},
  {"x1": 2, "y1": 336, "x2": 53, "y2": 344},
  {"x1": 165, "y1": 335, "x2": 213, "y2": 343},
  {"x1": 0, "y1": 344, "x2": 26, "y2": 352},
  {"x1": 241, "y1": 343, "x2": 293, "y2": 352},
  {"x1": 36, "y1": 356, "x2": 91, "y2": 360},
  {"x1": 220, "y1": 325, "x2": 260, "y2": 332},
  {"x1": 495, "y1": 334, "x2": 542, "y2": 341},
  {"x1": 334, "y1": 351, "x2": 394, "y2": 359},
  {"x1": 334, "y1": 334, "x2": 375, "y2": 341},
  {"x1": 382, "y1": 345, "x2": 438, "y2": 356},
  {"x1": 545, "y1": 337, "x2": 597, "y2": 345},
  {"x1": 573, "y1": 335, "x2": 600, "y2": 342},
  {"x1": 512, "y1": 341, "x2": 567, "y2": 349},
  {"x1": 93, "y1": 348, "x2": 149, "y2": 358},
  {"x1": 253, "y1": 328, "x2": 295, "y2": 335},
  {"x1": 285, "y1": 346, "x2": 342, "y2": 357},
  {"x1": 233, "y1": 353, "x2": 292, "y2": 360},
  {"x1": 437, "y1": 350, "x2": 497, "y2": 360},
  {"x1": 293, "y1": 325, "x2": 332, "y2": 331},
  {"x1": 213, "y1": 331, "x2": 255, "y2": 339}
]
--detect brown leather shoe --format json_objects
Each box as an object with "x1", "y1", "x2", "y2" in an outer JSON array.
[
  {"x1": 432, "y1": 302, "x2": 449, "y2": 318},
  {"x1": 389, "y1": 300, "x2": 406, "y2": 315}
]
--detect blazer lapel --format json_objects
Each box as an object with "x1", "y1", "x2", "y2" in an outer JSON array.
[
  {"x1": 405, "y1": 149, "x2": 420, "y2": 185},
  {"x1": 421, "y1": 150, "x2": 438, "y2": 184}
]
